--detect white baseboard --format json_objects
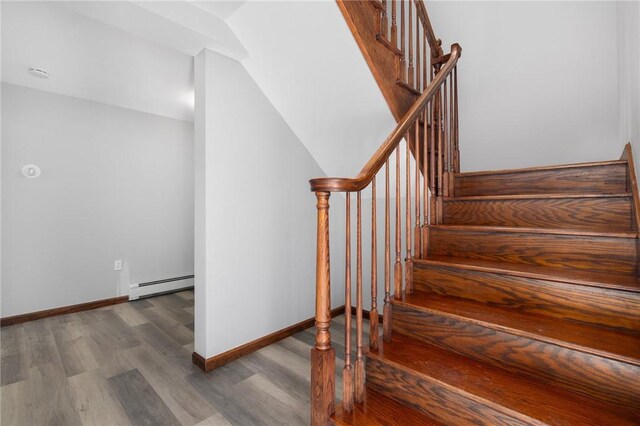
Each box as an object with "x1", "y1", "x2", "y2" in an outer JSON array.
[{"x1": 129, "y1": 276, "x2": 194, "y2": 300}]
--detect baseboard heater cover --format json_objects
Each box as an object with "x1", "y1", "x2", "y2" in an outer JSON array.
[{"x1": 129, "y1": 275, "x2": 194, "y2": 300}]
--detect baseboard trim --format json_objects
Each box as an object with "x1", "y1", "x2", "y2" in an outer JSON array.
[
  {"x1": 350, "y1": 306, "x2": 384, "y2": 323},
  {"x1": 192, "y1": 305, "x2": 346, "y2": 372},
  {"x1": 1, "y1": 296, "x2": 129, "y2": 327}
]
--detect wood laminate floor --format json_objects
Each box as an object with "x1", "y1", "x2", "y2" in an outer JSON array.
[{"x1": 0, "y1": 291, "x2": 363, "y2": 426}]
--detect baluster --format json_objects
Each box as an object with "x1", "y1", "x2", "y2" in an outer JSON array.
[
  {"x1": 391, "y1": 0, "x2": 397, "y2": 50},
  {"x1": 381, "y1": 1, "x2": 388, "y2": 40},
  {"x1": 408, "y1": 1, "x2": 414, "y2": 87},
  {"x1": 423, "y1": 107, "x2": 429, "y2": 255},
  {"x1": 443, "y1": 77, "x2": 449, "y2": 197},
  {"x1": 343, "y1": 193, "x2": 353, "y2": 412},
  {"x1": 400, "y1": 0, "x2": 406, "y2": 81},
  {"x1": 414, "y1": 121, "x2": 421, "y2": 258},
  {"x1": 405, "y1": 136, "x2": 413, "y2": 294},
  {"x1": 449, "y1": 73, "x2": 455, "y2": 191},
  {"x1": 430, "y1": 98, "x2": 436, "y2": 224},
  {"x1": 355, "y1": 191, "x2": 365, "y2": 403},
  {"x1": 454, "y1": 66, "x2": 460, "y2": 173},
  {"x1": 437, "y1": 88, "x2": 443, "y2": 222},
  {"x1": 394, "y1": 148, "x2": 402, "y2": 297},
  {"x1": 415, "y1": 13, "x2": 421, "y2": 91},
  {"x1": 423, "y1": 31, "x2": 428, "y2": 91},
  {"x1": 370, "y1": 180, "x2": 379, "y2": 350},
  {"x1": 383, "y1": 160, "x2": 392, "y2": 342},
  {"x1": 311, "y1": 192, "x2": 335, "y2": 426}
]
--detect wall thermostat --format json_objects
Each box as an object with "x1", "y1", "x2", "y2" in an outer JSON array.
[{"x1": 22, "y1": 164, "x2": 41, "y2": 178}]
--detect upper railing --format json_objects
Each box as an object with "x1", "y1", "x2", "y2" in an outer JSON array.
[{"x1": 309, "y1": 2, "x2": 461, "y2": 424}]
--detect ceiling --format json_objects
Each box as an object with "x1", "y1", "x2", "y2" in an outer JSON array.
[{"x1": 1, "y1": 1, "x2": 247, "y2": 122}]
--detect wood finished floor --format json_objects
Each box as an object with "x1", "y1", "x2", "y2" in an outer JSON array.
[{"x1": 1, "y1": 290, "x2": 362, "y2": 426}]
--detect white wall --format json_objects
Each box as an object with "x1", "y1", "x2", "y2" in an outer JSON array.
[
  {"x1": 194, "y1": 49, "x2": 344, "y2": 359},
  {"x1": 228, "y1": 1, "x2": 396, "y2": 179},
  {"x1": 1, "y1": 84, "x2": 194, "y2": 317},
  {"x1": 429, "y1": 1, "x2": 620, "y2": 171},
  {"x1": 617, "y1": 0, "x2": 640, "y2": 170}
]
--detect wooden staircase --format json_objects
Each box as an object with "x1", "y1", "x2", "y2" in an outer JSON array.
[
  {"x1": 331, "y1": 156, "x2": 640, "y2": 425},
  {"x1": 309, "y1": 1, "x2": 639, "y2": 424}
]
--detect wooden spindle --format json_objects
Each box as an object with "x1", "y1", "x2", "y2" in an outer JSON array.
[
  {"x1": 430, "y1": 98, "x2": 437, "y2": 224},
  {"x1": 437, "y1": 88, "x2": 443, "y2": 197},
  {"x1": 454, "y1": 66, "x2": 460, "y2": 173},
  {"x1": 355, "y1": 191, "x2": 365, "y2": 403},
  {"x1": 370, "y1": 180, "x2": 379, "y2": 350},
  {"x1": 383, "y1": 160, "x2": 392, "y2": 342},
  {"x1": 443, "y1": 77, "x2": 449, "y2": 197},
  {"x1": 423, "y1": 32, "x2": 428, "y2": 91},
  {"x1": 394, "y1": 148, "x2": 402, "y2": 297},
  {"x1": 381, "y1": 1, "x2": 388, "y2": 40},
  {"x1": 405, "y1": 136, "x2": 413, "y2": 294},
  {"x1": 342, "y1": 193, "x2": 353, "y2": 413},
  {"x1": 391, "y1": 0, "x2": 397, "y2": 50},
  {"x1": 423, "y1": 107, "x2": 429, "y2": 255},
  {"x1": 400, "y1": 0, "x2": 406, "y2": 80},
  {"x1": 311, "y1": 191, "x2": 335, "y2": 426},
  {"x1": 416, "y1": 15, "x2": 421, "y2": 91},
  {"x1": 408, "y1": 1, "x2": 414, "y2": 87},
  {"x1": 448, "y1": 73, "x2": 455, "y2": 191},
  {"x1": 414, "y1": 121, "x2": 421, "y2": 258}
]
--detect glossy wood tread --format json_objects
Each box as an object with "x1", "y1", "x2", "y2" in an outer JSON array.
[
  {"x1": 331, "y1": 387, "x2": 443, "y2": 426},
  {"x1": 366, "y1": 334, "x2": 640, "y2": 425},
  {"x1": 456, "y1": 159, "x2": 627, "y2": 178},
  {"x1": 415, "y1": 256, "x2": 640, "y2": 292},
  {"x1": 445, "y1": 192, "x2": 632, "y2": 201},
  {"x1": 430, "y1": 224, "x2": 637, "y2": 239},
  {"x1": 394, "y1": 290, "x2": 640, "y2": 365}
]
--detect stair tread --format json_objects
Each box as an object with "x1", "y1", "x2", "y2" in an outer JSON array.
[
  {"x1": 331, "y1": 387, "x2": 443, "y2": 426},
  {"x1": 367, "y1": 334, "x2": 640, "y2": 425},
  {"x1": 445, "y1": 192, "x2": 632, "y2": 201},
  {"x1": 415, "y1": 256, "x2": 640, "y2": 292},
  {"x1": 456, "y1": 159, "x2": 627, "y2": 178},
  {"x1": 394, "y1": 290, "x2": 640, "y2": 365},
  {"x1": 430, "y1": 224, "x2": 638, "y2": 238}
]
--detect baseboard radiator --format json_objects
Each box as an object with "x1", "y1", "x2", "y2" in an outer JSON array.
[{"x1": 129, "y1": 275, "x2": 194, "y2": 300}]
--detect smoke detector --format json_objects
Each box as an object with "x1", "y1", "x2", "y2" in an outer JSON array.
[{"x1": 28, "y1": 68, "x2": 49, "y2": 79}]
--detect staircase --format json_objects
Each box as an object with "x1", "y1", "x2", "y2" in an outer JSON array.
[{"x1": 309, "y1": 1, "x2": 640, "y2": 425}]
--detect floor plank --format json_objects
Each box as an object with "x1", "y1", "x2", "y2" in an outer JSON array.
[{"x1": 108, "y1": 368, "x2": 181, "y2": 426}]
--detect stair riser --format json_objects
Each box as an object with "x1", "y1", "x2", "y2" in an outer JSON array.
[
  {"x1": 455, "y1": 164, "x2": 628, "y2": 197},
  {"x1": 392, "y1": 304, "x2": 640, "y2": 407},
  {"x1": 442, "y1": 197, "x2": 633, "y2": 232},
  {"x1": 427, "y1": 228, "x2": 637, "y2": 275},
  {"x1": 366, "y1": 357, "x2": 537, "y2": 426},
  {"x1": 413, "y1": 265, "x2": 640, "y2": 331}
]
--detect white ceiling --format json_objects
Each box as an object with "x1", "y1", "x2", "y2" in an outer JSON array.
[{"x1": 1, "y1": 1, "x2": 248, "y2": 122}]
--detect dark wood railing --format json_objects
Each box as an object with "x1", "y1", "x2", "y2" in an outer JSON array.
[{"x1": 309, "y1": 2, "x2": 461, "y2": 421}]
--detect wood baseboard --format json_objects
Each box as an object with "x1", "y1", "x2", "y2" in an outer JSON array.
[
  {"x1": 192, "y1": 306, "x2": 346, "y2": 372},
  {"x1": 1, "y1": 296, "x2": 129, "y2": 327}
]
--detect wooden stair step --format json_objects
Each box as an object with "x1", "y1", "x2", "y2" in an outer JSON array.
[
  {"x1": 366, "y1": 334, "x2": 640, "y2": 425},
  {"x1": 394, "y1": 291, "x2": 640, "y2": 364},
  {"x1": 414, "y1": 256, "x2": 640, "y2": 292},
  {"x1": 427, "y1": 225, "x2": 638, "y2": 276},
  {"x1": 413, "y1": 256, "x2": 640, "y2": 331},
  {"x1": 331, "y1": 387, "x2": 443, "y2": 426},
  {"x1": 441, "y1": 193, "x2": 634, "y2": 232},
  {"x1": 454, "y1": 160, "x2": 628, "y2": 197},
  {"x1": 392, "y1": 291, "x2": 640, "y2": 407}
]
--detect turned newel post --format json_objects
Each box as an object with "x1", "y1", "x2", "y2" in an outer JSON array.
[{"x1": 311, "y1": 191, "x2": 335, "y2": 426}]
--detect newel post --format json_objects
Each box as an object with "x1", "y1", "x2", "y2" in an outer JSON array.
[{"x1": 311, "y1": 191, "x2": 336, "y2": 426}]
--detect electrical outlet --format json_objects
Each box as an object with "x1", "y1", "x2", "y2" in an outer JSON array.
[{"x1": 114, "y1": 260, "x2": 122, "y2": 271}]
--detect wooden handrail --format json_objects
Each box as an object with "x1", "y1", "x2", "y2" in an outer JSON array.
[{"x1": 309, "y1": 43, "x2": 461, "y2": 193}]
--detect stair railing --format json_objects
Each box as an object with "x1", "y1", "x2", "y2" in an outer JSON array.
[
  {"x1": 377, "y1": 0, "x2": 446, "y2": 94},
  {"x1": 309, "y1": 37, "x2": 461, "y2": 424}
]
